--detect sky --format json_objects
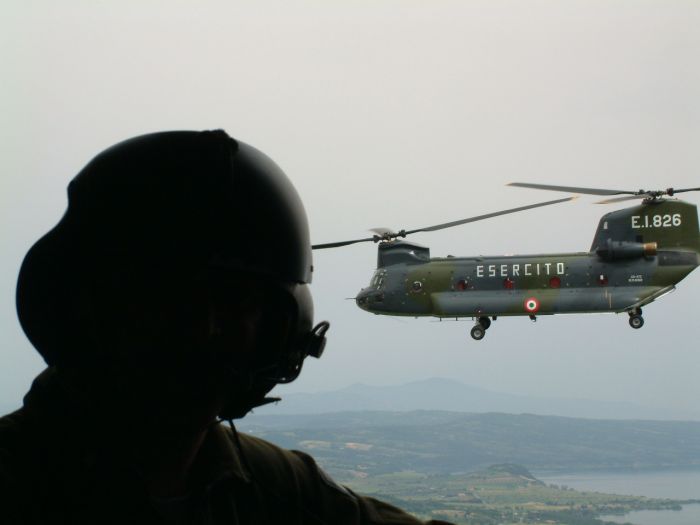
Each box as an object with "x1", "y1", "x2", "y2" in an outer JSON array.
[{"x1": 2, "y1": 1, "x2": 699, "y2": 418}]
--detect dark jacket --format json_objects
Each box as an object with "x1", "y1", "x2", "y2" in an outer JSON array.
[{"x1": 0, "y1": 369, "x2": 452, "y2": 525}]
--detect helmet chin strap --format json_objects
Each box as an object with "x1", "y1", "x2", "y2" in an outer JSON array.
[
  {"x1": 216, "y1": 364, "x2": 281, "y2": 420},
  {"x1": 214, "y1": 320, "x2": 330, "y2": 419}
]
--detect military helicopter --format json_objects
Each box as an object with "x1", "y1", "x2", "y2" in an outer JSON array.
[{"x1": 312, "y1": 183, "x2": 700, "y2": 340}]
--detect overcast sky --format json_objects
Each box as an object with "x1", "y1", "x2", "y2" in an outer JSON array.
[{"x1": 2, "y1": 1, "x2": 699, "y2": 418}]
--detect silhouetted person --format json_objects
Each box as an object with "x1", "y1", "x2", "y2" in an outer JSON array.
[{"x1": 0, "y1": 131, "x2": 453, "y2": 524}]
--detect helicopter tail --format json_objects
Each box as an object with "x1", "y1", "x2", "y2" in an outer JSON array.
[{"x1": 590, "y1": 200, "x2": 700, "y2": 255}]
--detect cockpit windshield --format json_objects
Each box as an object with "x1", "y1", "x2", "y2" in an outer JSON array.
[{"x1": 370, "y1": 270, "x2": 386, "y2": 289}]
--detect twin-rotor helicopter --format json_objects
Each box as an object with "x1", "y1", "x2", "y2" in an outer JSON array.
[{"x1": 313, "y1": 183, "x2": 700, "y2": 340}]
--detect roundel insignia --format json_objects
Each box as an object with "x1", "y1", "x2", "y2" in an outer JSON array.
[{"x1": 524, "y1": 297, "x2": 540, "y2": 313}]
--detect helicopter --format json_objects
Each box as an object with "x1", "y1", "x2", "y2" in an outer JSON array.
[{"x1": 312, "y1": 183, "x2": 700, "y2": 340}]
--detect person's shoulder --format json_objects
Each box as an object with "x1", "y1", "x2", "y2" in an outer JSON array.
[
  {"x1": 0, "y1": 409, "x2": 28, "y2": 450},
  {"x1": 229, "y1": 429, "x2": 452, "y2": 524},
  {"x1": 231, "y1": 428, "x2": 351, "y2": 495},
  {"x1": 235, "y1": 430, "x2": 291, "y2": 456},
  {"x1": 234, "y1": 429, "x2": 311, "y2": 478},
  {"x1": 0, "y1": 409, "x2": 30, "y2": 487}
]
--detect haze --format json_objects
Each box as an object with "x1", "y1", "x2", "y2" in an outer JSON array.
[{"x1": 2, "y1": 1, "x2": 699, "y2": 418}]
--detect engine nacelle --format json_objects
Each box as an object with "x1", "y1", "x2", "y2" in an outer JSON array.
[{"x1": 596, "y1": 239, "x2": 657, "y2": 261}]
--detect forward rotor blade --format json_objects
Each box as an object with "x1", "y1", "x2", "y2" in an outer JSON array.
[
  {"x1": 508, "y1": 182, "x2": 635, "y2": 196},
  {"x1": 312, "y1": 236, "x2": 376, "y2": 250},
  {"x1": 404, "y1": 196, "x2": 576, "y2": 235}
]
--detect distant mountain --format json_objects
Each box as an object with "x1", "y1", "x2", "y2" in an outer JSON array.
[
  {"x1": 241, "y1": 410, "x2": 700, "y2": 474},
  {"x1": 257, "y1": 377, "x2": 698, "y2": 420}
]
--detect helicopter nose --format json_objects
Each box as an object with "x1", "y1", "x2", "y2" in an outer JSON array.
[
  {"x1": 355, "y1": 289, "x2": 370, "y2": 309},
  {"x1": 355, "y1": 288, "x2": 384, "y2": 310}
]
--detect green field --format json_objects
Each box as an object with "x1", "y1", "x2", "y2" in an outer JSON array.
[
  {"x1": 244, "y1": 410, "x2": 700, "y2": 524},
  {"x1": 342, "y1": 464, "x2": 696, "y2": 525}
]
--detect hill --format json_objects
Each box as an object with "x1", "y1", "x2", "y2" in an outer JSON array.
[
  {"x1": 242, "y1": 410, "x2": 700, "y2": 475},
  {"x1": 258, "y1": 377, "x2": 699, "y2": 420}
]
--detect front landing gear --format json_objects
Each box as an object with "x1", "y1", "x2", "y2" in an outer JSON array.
[
  {"x1": 470, "y1": 316, "x2": 493, "y2": 340},
  {"x1": 628, "y1": 308, "x2": 644, "y2": 329}
]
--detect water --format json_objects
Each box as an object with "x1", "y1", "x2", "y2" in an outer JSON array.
[
  {"x1": 538, "y1": 470, "x2": 700, "y2": 525},
  {"x1": 601, "y1": 505, "x2": 700, "y2": 525},
  {"x1": 538, "y1": 470, "x2": 700, "y2": 499}
]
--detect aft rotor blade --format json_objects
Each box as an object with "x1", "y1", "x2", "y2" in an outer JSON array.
[
  {"x1": 404, "y1": 196, "x2": 576, "y2": 235},
  {"x1": 595, "y1": 195, "x2": 647, "y2": 204},
  {"x1": 596, "y1": 187, "x2": 700, "y2": 203},
  {"x1": 369, "y1": 227, "x2": 396, "y2": 236},
  {"x1": 508, "y1": 182, "x2": 636, "y2": 196},
  {"x1": 312, "y1": 236, "x2": 376, "y2": 250},
  {"x1": 672, "y1": 187, "x2": 700, "y2": 194}
]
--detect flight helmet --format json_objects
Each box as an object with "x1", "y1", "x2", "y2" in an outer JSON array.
[{"x1": 16, "y1": 130, "x2": 328, "y2": 389}]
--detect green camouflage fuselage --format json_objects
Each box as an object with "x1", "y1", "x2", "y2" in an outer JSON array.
[{"x1": 356, "y1": 200, "x2": 700, "y2": 318}]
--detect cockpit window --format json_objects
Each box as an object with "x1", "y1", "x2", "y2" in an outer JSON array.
[{"x1": 370, "y1": 271, "x2": 386, "y2": 289}]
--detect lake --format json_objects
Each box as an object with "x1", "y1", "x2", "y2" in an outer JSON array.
[
  {"x1": 600, "y1": 506, "x2": 700, "y2": 525},
  {"x1": 538, "y1": 470, "x2": 700, "y2": 525}
]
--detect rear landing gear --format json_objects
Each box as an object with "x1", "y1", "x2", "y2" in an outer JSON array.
[
  {"x1": 470, "y1": 324, "x2": 485, "y2": 340},
  {"x1": 628, "y1": 309, "x2": 644, "y2": 329},
  {"x1": 629, "y1": 314, "x2": 644, "y2": 329},
  {"x1": 478, "y1": 316, "x2": 491, "y2": 330},
  {"x1": 471, "y1": 316, "x2": 493, "y2": 340}
]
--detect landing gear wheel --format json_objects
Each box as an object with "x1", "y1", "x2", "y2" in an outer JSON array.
[
  {"x1": 471, "y1": 324, "x2": 486, "y2": 341},
  {"x1": 629, "y1": 315, "x2": 644, "y2": 329},
  {"x1": 478, "y1": 316, "x2": 491, "y2": 330}
]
